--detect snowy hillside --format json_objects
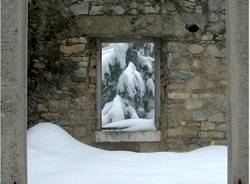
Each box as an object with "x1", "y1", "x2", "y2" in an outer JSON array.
[
  {"x1": 101, "y1": 42, "x2": 156, "y2": 130},
  {"x1": 28, "y1": 123, "x2": 227, "y2": 184}
]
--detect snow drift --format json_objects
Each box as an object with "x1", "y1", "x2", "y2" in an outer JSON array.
[{"x1": 28, "y1": 123, "x2": 227, "y2": 184}]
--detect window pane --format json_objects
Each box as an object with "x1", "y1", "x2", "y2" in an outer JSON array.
[{"x1": 101, "y1": 42, "x2": 156, "y2": 131}]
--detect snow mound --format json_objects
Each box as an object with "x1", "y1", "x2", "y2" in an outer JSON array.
[{"x1": 28, "y1": 123, "x2": 227, "y2": 184}]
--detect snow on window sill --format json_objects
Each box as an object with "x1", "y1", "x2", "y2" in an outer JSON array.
[{"x1": 95, "y1": 130, "x2": 161, "y2": 142}]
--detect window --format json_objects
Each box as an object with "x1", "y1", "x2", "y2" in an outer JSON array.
[{"x1": 97, "y1": 39, "x2": 160, "y2": 131}]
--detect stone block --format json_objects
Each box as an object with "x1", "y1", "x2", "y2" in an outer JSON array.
[
  {"x1": 48, "y1": 100, "x2": 60, "y2": 112},
  {"x1": 95, "y1": 131, "x2": 161, "y2": 142},
  {"x1": 37, "y1": 104, "x2": 48, "y2": 112},
  {"x1": 69, "y1": 2, "x2": 89, "y2": 16},
  {"x1": 112, "y1": 5, "x2": 125, "y2": 15},
  {"x1": 185, "y1": 99, "x2": 203, "y2": 109},
  {"x1": 60, "y1": 44, "x2": 86, "y2": 54},
  {"x1": 187, "y1": 44, "x2": 205, "y2": 54},
  {"x1": 207, "y1": 22, "x2": 225, "y2": 34},
  {"x1": 192, "y1": 111, "x2": 206, "y2": 121},
  {"x1": 201, "y1": 122, "x2": 216, "y2": 130},
  {"x1": 208, "y1": 131, "x2": 225, "y2": 139},
  {"x1": 73, "y1": 126, "x2": 86, "y2": 137},
  {"x1": 216, "y1": 124, "x2": 227, "y2": 131},
  {"x1": 170, "y1": 71, "x2": 194, "y2": 82},
  {"x1": 208, "y1": 113, "x2": 224, "y2": 122},
  {"x1": 40, "y1": 113, "x2": 61, "y2": 120},
  {"x1": 168, "y1": 92, "x2": 191, "y2": 99},
  {"x1": 208, "y1": 0, "x2": 225, "y2": 12},
  {"x1": 89, "y1": 6, "x2": 104, "y2": 15}
]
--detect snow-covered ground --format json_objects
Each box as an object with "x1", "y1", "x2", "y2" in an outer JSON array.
[{"x1": 28, "y1": 123, "x2": 227, "y2": 184}]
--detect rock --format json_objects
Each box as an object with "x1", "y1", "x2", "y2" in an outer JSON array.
[
  {"x1": 201, "y1": 122, "x2": 216, "y2": 130},
  {"x1": 37, "y1": 104, "x2": 48, "y2": 112},
  {"x1": 48, "y1": 100, "x2": 60, "y2": 112},
  {"x1": 205, "y1": 45, "x2": 221, "y2": 57},
  {"x1": 40, "y1": 113, "x2": 60, "y2": 120},
  {"x1": 60, "y1": 44, "x2": 85, "y2": 54},
  {"x1": 67, "y1": 37, "x2": 88, "y2": 44},
  {"x1": 170, "y1": 71, "x2": 194, "y2": 82},
  {"x1": 144, "y1": 6, "x2": 159, "y2": 14},
  {"x1": 73, "y1": 126, "x2": 86, "y2": 137},
  {"x1": 33, "y1": 62, "x2": 46, "y2": 69},
  {"x1": 208, "y1": 113, "x2": 224, "y2": 122},
  {"x1": 79, "y1": 61, "x2": 88, "y2": 67},
  {"x1": 192, "y1": 111, "x2": 206, "y2": 121},
  {"x1": 69, "y1": 2, "x2": 89, "y2": 16},
  {"x1": 112, "y1": 5, "x2": 125, "y2": 15},
  {"x1": 187, "y1": 44, "x2": 205, "y2": 54},
  {"x1": 74, "y1": 67, "x2": 88, "y2": 78},
  {"x1": 168, "y1": 92, "x2": 191, "y2": 99},
  {"x1": 185, "y1": 76, "x2": 203, "y2": 89},
  {"x1": 89, "y1": 69, "x2": 96, "y2": 77},
  {"x1": 208, "y1": 132, "x2": 224, "y2": 139},
  {"x1": 89, "y1": 6, "x2": 104, "y2": 15},
  {"x1": 199, "y1": 131, "x2": 208, "y2": 138},
  {"x1": 185, "y1": 99, "x2": 203, "y2": 109},
  {"x1": 216, "y1": 124, "x2": 227, "y2": 131},
  {"x1": 207, "y1": 22, "x2": 225, "y2": 34},
  {"x1": 202, "y1": 33, "x2": 213, "y2": 41},
  {"x1": 195, "y1": 5, "x2": 203, "y2": 14},
  {"x1": 129, "y1": 2, "x2": 138, "y2": 9},
  {"x1": 89, "y1": 58, "x2": 96, "y2": 68},
  {"x1": 208, "y1": 0, "x2": 225, "y2": 12}
]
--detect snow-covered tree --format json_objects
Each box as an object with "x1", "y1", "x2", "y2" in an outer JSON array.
[{"x1": 101, "y1": 42, "x2": 156, "y2": 130}]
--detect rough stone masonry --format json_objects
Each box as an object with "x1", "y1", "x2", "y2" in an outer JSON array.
[{"x1": 28, "y1": 0, "x2": 227, "y2": 152}]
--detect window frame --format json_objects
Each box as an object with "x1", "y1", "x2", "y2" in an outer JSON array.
[{"x1": 96, "y1": 38, "x2": 161, "y2": 131}]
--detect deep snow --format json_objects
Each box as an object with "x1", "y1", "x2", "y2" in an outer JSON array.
[{"x1": 28, "y1": 123, "x2": 227, "y2": 184}]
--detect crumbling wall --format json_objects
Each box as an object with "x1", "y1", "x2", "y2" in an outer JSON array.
[{"x1": 28, "y1": 0, "x2": 227, "y2": 151}]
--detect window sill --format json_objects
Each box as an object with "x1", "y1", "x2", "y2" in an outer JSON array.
[{"x1": 95, "y1": 130, "x2": 161, "y2": 142}]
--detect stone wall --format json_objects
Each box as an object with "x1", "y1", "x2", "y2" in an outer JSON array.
[{"x1": 28, "y1": 0, "x2": 227, "y2": 151}]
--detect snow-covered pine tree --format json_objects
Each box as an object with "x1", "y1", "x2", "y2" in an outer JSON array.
[{"x1": 101, "y1": 42, "x2": 155, "y2": 128}]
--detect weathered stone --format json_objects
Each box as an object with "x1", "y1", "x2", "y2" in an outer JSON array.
[
  {"x1": 74, "y1": 67, "x2": 88, "y2": 78},
  {"x1": 60, "y1": 44, "x2": 86, "y2": 54},
  {"x1": 37, "y1": 104, "x2": 48, "y2": 112},
  {"x1": 168, "y1": 92, "x2": 191, "y2": 99},
  {"x1": 73, "y1": 126, "x2": 86, "y2": 137},
  {"x1": 170, "y1": 71, "x2": 194, "y2": 82},
  {"x1": 205, "y1": 45, "x2": 222, "y2": 57},
  {"x1": 199, "y1": 131, "x2": 208, "y2": 138},
  {"x1": 48, "y1": 100, "x2": 60, "y2": 112},
  {"x1": 89, "y1": 69, "x2": 96, "y2": 77},
  {"x1": 208, "y1": 131, "x2": 225, "y2": 139},
  {"x1": 187, "y1": 44, "x2": 205, "y2": 54},
  {"x1": 201, "y1": 33, "x2": 213, "y2": 41},
  {"x1": 89, "y1": 58, "x2": 96, "y2": 68},
  {"x1": 112, "y1": 5, "x2": 125, "y2": 15},
  {"x1": 207, "y1": 22, "x2": 225, "y2": 34},
  {"x1": 185, "y1": 99, "x2": 203, "y2": 109},
  {"x1": 185, "y1": 76, "x2": 203, "y2": 89},
  {"x1": 79, "y1": 61, "x2": 88, "y2": 67},
  {"x1": 67, "y1": 37, "x2": 88, "y2": 44},
  {"x1": 33, "y1": 62, "x2": 46, "y2": 69},
  {"x1": 40, "y1": 112, "x2": 61, "y2": 120},
  {"x1": 144, "y1": 6, "x2": 159, "y2": 14},
  {"x1": 192, "y1": 111, "x2": 206, "y2": 121},
  {"x1": 201, "y1": 122, "x2": 216, "y2": 130},
  {"x1": 208, "y1": 0, "x2": 225, "y2": 12},
  {"x1": 129, "y1": 2, "x2": 138, "y2": 9},
  {"x1": 89, "y1": 6, "x2": 104, "y2": 15},
  {"x1": 69, "y1": 2, "x2": 89, "y2": 16},
  {"x1": 208, "y1": 113, "x2": 224, "y2": 122},
  {"x1": 216, "y1": 124, "x2": 227, "y2": 131}
]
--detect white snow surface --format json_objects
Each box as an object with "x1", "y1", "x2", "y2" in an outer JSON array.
[
  {"x1": 103, "y1": 118, "x2": 156, "y2": 131},
  {"x1": 28, "y1": 123, "x2": 227, "y2": 184}
]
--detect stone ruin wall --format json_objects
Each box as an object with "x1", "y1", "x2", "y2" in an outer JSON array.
[{"x1": 28, "y1": 0, "x2": 227, "y2": 152}]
